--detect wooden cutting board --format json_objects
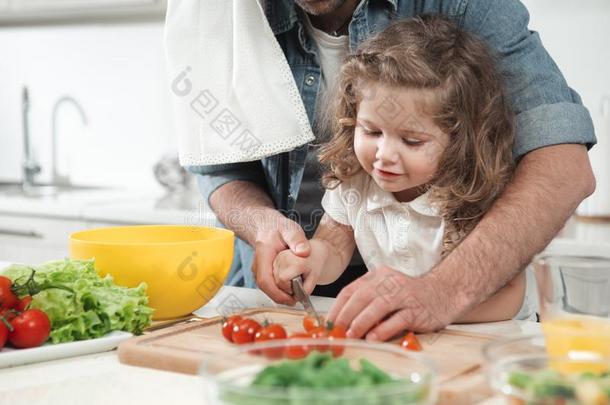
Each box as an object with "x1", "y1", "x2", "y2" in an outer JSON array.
[{"x1": 118, "y1": 308, "x2": 496, "y2": 404}]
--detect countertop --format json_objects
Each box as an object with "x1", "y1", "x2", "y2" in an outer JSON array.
[
  {"x1": 0, "y1": 260, "x2": 533, "y2": 405},
  {"x1": 0, "y1": 186, "x2": 215, "y2": 225}
]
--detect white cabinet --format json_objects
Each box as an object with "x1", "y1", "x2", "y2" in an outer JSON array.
[
  {"x1": 0, "y1": 0, "x2": 166, "y2": 23},
  {"x1": 0, "y1": 214, "x2": 87, "y2": 264},
  {"x1": 7, "y1": 0, "x2": 164, "y2": 12}
]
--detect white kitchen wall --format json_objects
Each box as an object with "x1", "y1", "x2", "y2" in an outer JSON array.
[
  {"x1": 521, "y1": 0, "x2": 610, "y2": 216},
  {"x1": 522, "y1": 0, "x2": 610, "y2": 126},
  {"x1": 0, "y1": 19, "x2": 174, "y2": 190}
]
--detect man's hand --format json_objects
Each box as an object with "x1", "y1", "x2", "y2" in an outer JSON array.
[
  {"x1": 252, "y1": 213, "x2": 312, "y2": 305},
  {"x1": 326, "y1": 266, "x2": 448, "y2": 341},
  {"x1": 209, "y1": 180, "x2": 311, "y2": 304}
]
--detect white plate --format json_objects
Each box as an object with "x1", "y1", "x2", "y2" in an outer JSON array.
[
  {"x1": 0, "y1": 330, "x2": 133, "y2": 369},
  {"x1": 0, "y1": 262, "x2": 134, "y2": 368}
]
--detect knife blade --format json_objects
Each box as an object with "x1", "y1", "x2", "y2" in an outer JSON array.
[{"x1": 291, "y1": 276, "x2": 323, "y2": 324}]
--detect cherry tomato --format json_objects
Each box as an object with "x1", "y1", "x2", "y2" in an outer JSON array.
[
  {"x1": 0, "y1": 276, "x2": 18, "y2": 310},
  {"x1": 309, "y1": 326, "x2": 328, "y2": 338},
  {"x1": 255, "y1": 323, "x2": 287, "y2": 358},
  {"x1": 0, "y1": 308, "x2": 17, "y2": 322},
  {"x1": 231, "y1": 318, "x2": 261, "y2": 345},
  {"x1": 8, "y1": 309, "x2": 51, "y2": 348},
  {"x1": 285, "y1": 332, "x2": 311, "y2": 359},
  {"x1": 255, "y1": 323, "x2": 287, "y2": 342},
  {"x1": 328, "y1": 324, "x2": 347, "y2": 339},
  {"x1": 221, "y1": 315, "x2": 242, "y2": 343},
  {"x1": 0, "y1": 318, "x2": 10, "y2": 349},
  {"x1": 307, "y1": 326, "x2": 330, "y2": 352},
  {"x1": 400, "y1": 331, "x2": 422, "y2": 352},
  {"x1": 302, "y1": 315, "x2": 319, "y2": 332},
  {"x1": 327, "y1": 323, "x2": 347, "y2": 357},
  {"x1": 16, "y1": 296, "x2": 33, "y2": 313}
]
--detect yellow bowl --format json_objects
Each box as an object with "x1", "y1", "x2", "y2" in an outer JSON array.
[{"x1": 69, "y1": 225, "x2": 234, "y2": 320}]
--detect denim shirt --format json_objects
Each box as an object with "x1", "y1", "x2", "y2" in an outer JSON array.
[{"x1": 188, "y1": 0, "x2": 596, "y2": 287}]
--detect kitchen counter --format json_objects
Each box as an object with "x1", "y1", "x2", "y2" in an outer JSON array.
[
  {"x1": 0, "y1": 186, "x2": 213, "y2": 225},
  {"x1": 81, "y1": 190, "x2": 215, "y2": 226},
  {"x1": 0, "y1": 187, "x2": 221, "y2": 264},
  {"x1": 0, "y1": 188, "x2": 148, "y2": 220},
  {"x1": 0, "y1": 259, "x2": 533, "y2": 404}
]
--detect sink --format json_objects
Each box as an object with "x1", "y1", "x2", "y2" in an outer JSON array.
[{"x1": 0, "y1": 181, "x2": 105, "y2": 198}]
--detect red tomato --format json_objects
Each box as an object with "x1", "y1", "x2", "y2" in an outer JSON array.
[
  {"x1": 302, "y1": 315, "x2": 319, "y2": 332},
  {"x1": 328, "y1": 324, "x2": 347, "y2": 339},
  {"x1": 255, "y1": 323, "x2": 287, "y2": 342},
  {"x1": 0, "y1": 318, "x2": 10, "y2": 349},
  {"x1": 231, "y1": 318, "x2": 261, "y2": 345},
  {"x1": 307, "y1": 326, "x2": 330, "y2": 352},
  {"x1": 255, "y1": 323, "x2": 287, "y2": 358},
  {"x1": 327, "y1": 323, "x2": 347, "y2": 357},
  {"x1": 0, "y1": 308, "x2": 17, "y2": 322},
  {"x1": 400, "y1": 331, "x2": 422, "y2": 352},
  {"x1": 8, "y1": 309, "x2": 51, "y2": 349},
  {"x1": 0, "y1": 276, "x2": 18, "y2": 310},
  {"x1": 285, "y1": 332, "x2": 311, "y2": 359},
  {"x1": 221, "y1": 315, "x2": 242, "y2": 343},
  {"x1": 309, "y1": 326, "x2": 328, "y2": 338},
  {"x1": 16, "y1": 296, "x2": 33, "y2": 313}
]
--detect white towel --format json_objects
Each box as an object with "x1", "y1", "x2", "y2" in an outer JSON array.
[{"x1": 164, "y1": 0, "x2": 315, "y2": 166}]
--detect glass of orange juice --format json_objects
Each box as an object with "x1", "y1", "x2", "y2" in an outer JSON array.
[{"x1": 534, "y1": 255, "x2": 610, "y2": 374}]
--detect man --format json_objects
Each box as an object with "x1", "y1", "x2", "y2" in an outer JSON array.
[{"x1": 188, "y1": 0, "x2": 596, "y2": 340}]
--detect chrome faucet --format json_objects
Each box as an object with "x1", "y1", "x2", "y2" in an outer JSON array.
[
  {"x1": 51, "y1": 95, "x2": 88, "y2": 186},
  {"x1": 21, "y1": 86, "x2": 41, "y2": 191}
]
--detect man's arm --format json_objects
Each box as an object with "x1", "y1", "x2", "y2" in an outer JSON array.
[
  {"x1": 189, "y1": 161, "x2": 312, "y2": 303},
  {"x1": 209, "y1": 179, "x2": 276, "y2": 247},
  {"x1": 188, "y1": 161, "x2": 270, "y2": 244},
  {"x1": 431, "y1": 0, "x2": 599, "y2": 322},
  {"x1": 429, "y1": 144, "x2": 595, "y2": 322},
  {"x1": 455, "y1": 271, "x2": 525, "y2": 323}
]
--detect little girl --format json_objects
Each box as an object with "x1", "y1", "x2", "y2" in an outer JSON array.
[{"x1": 274, "y1": 15, "x2": 529, "y2": 323}]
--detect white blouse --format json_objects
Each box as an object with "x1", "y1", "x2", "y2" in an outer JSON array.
[{"x1": 321, "y1": 173, "x2": 445, "y2": 277}]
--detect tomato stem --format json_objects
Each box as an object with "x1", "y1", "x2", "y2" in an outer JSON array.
[
  {"x1": 0, "y1": 314, "x2": 14, "y2": 332},
  {"x1": 11, "y1": 268, "x2": 74, "y2": 297}
]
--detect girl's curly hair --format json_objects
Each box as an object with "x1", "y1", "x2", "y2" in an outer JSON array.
[{"x1": 318, "y1": 15, "x2": 515, "y2": 254}]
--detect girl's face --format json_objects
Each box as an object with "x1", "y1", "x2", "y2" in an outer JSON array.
[{"x1": 354, "y1": 84, "x2": 450, "y2": 202}]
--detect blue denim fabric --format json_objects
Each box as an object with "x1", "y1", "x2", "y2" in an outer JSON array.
[{"x1": 188, "y1": 0, "x2": 597, "y2": 288}]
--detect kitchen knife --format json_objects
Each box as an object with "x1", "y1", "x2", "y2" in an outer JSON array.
[{"x1": 291, "y1": 276, "x2": 323, "y2": 325}]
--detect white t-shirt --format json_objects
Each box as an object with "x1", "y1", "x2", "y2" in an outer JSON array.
[
  {"x1": 321, "y1": 173, "x2": 445, "y2": 276},
  {"x1": 303, "y1": 15, "x2": 350, "y2": 113}
]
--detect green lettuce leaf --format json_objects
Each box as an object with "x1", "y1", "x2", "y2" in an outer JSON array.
[{"x1": 3, "y1": 259, "x2": 153, "y2": 344}]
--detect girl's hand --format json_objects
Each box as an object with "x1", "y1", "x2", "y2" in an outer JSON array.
[
  {"x1": 272, "y1": 240, "x2": 330, "y2": 296},
  {"x1": 250, "y1": 213, "x2": 311, "y2": 306}
]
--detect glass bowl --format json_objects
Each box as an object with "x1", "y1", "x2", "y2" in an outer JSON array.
[
  {"x1": 534, "y1": 254, "x2": 610, "y2": 321},
  {"x1": 483, "y1": 334, "x2": 610, "y2": 405},
  {"x1": 200, "y1": 338, "x2": 437, "y2": 405}
]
